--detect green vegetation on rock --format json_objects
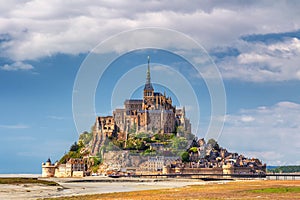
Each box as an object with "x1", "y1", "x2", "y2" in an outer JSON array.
[
  {"x1": 59, "y1": 140, "x2": 88, "y2": 164},
  {"x1": 181, "y1": 151, "x2": 190, "y2": 162},
  {"x1": 189, "y1": 147, "x2": 198, "y2": 153},
  {"x1": 79, "y1": 131, "x2": 93, "y2": 146}
]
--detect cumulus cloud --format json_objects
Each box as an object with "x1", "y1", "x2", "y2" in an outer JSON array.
[
  {"x1": 0, "y1": 61, "x2": 33, "y2": 71},
  {"x1": 0, "y1": 1, "x2": 299, "y2": 60},
  {"x1": 217, "y1": 37, "x2": 300, "y2": 82},
  {"x1": 220, "y1": 101, "x2": 300, "y2": 165},
  {"x1": 0, "y1": 1, "x2": 300, "y2": 81},
  {"x1": 240, "y1": 115, "x2": 255, "y2": 123}
]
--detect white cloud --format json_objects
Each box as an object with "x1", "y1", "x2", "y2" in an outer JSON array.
[
  {"x1": 0, "y1": 1, "x2": 299, "y2": 62},
  {"x1": 0, "y1": 1, "x2": 299, "y2": 81},
  {"x1": 0, "y1": 124, "x2": 30, "y2": 129},
  {"x1": 47, "y1": 115, "x2": 67, "y2": 120},
  {"x1": 240, "y1": 115, "x2": 255, "y2": 122},
  {"x1": 0, "y1": 61, "x2": 33, "y2": 71},
  {"x1": 218, "y1": 37, "x2": 300, "y2": 82},
  {"x1": 220, "y1": 101, "x2": 300, "y2": 165}
]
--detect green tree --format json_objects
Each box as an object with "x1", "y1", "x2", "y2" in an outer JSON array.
[
  {"x1": 142, "y1": 149, "x2": 156, "y2": 156},
  {"x1": 59, "y1": 154, "x2": 69, "y2": 164},
  {"x1": 70, "y1": 142, "x2": 79, "y2": 152},
  {"x1": 135, "y1": 139, "x2": 147, "y2": 150},
  {"x1": 181, "y1": 152, "x2": 189, "y2": 162},
  {"x1": 78, "y1": 140, "x2": 85, "y2": 148},
  {"x1": 79, "y1": 131, "x2": 93, "y2": 146},
  {"x1": 189, "y1": 147, "x2": 198, "y2": 153},
  {"x1": 112, "y1": 139, "x2": 125, "y2": 149},
  {"x1": 171, "y1": 137, "x2": 188, "y2": 150},
  {"x1": 125, "y1": 138, "x2": 136, "y2": 150}
]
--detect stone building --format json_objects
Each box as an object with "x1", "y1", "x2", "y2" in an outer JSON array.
[
  {"x1": 54, "y1": 163, "x2": 72, "y2": 178},
  {"x1": 148, "y1": 156, "x2": 165, "y2": 172},
  {"x1": 145, "y1": 156, "x2": 180, "y2": 172},
  {"x1": 41, "y1": 158, "x2": 87, "y2": 178},
  {"x1": 91, "y1": 57, "x2": 191, "y2": 155},
  {"x1": 164, "y1": 138, "x2": 267, "y2": 175},
  {"x1": 55, "y1": 158, "x2": 87, "y2": 178},
  {"x1": 41, "y1": 158, "x2": 57, "y2": 177}
]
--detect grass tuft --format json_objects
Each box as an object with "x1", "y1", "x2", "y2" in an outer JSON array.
[
  {"x1": 249, "y1": 187, "x2": 300, "y2": 193},
  {"x1": 0, "y1": 177, "x2": 59, "y2": 186}
]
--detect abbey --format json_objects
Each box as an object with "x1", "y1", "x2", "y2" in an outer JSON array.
[{"x1": 91, "y1": 57, "x2": 191, "y2": 155}]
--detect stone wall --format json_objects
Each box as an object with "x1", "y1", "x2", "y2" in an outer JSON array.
[{"x1": 163, "y1": 167, "x2": 223, "y2": 175}]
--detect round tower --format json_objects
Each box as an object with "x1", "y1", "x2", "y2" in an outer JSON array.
[{"x1": 41, "y1": 158, "x2": 56, "y2": 177}]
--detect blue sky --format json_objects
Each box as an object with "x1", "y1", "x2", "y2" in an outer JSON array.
[{"x1": 1, "y1": 1, "x2": 300, "y2": 173}]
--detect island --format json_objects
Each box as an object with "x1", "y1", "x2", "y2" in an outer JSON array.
[{"x1": 42, "y1": 57, "x2": 266, "y2": 178}]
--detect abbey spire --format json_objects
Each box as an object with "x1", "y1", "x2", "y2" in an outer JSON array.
[{"x1": 144, "y1": 56, "x2": 153, "y2": 91}]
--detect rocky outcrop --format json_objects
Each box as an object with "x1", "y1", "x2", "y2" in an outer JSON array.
[{"x1": 103, "y1": 151, "x2": 148, "y2": 170}]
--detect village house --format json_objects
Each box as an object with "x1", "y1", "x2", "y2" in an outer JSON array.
[{"x1": 41, "y1": 158, "x2": 87, "y2": 178}]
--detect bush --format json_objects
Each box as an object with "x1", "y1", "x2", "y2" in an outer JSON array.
[
  {"x1": 142, "y1": 149, "x2": 156, "y2": 156},
  {"x1": 171, "y1": 137, "x2": 188, "y2": 150},
  {"x1": 189, "y1": 147, "x2": 198, "y2": 153},
  {"x1": 70, "y1": 142, "x2": 79, "y2": 152},
  {"x1": 181, "y1": 152, "x2": 189, "y2": 162},
  {"x1": 90, "y1": 156, "x2": 102, "y2": 167},
  {"x1": 91, "y1": 165, "x2": 99, "y2": 173},
  {"x1": 59, "y1": 154, "x2": 69, "y2": 164},
  {"x1": 79, "y1": 131, "x2": 93, "y2": 145}
]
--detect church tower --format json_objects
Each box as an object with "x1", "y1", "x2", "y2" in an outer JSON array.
[{"x1": 143, "y1": 56, "x2": 154, "y2": 109}]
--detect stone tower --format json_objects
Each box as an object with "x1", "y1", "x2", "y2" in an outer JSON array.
[{"x1": 41, "y1": 158, "x2": 57, "y2": 177}]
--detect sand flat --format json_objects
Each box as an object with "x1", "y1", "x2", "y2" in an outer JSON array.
[{"x1": 0, "y1": 177, "x2": 210, "y2": 199}]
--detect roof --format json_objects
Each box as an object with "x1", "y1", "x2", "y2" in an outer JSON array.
[
  {"x1": 154, "y1": 92, "x2": 163, "y2": 96},
  {"x1": 138, "y1": 109, "x2": 174, "y2": 114},
  {"x1": 144, "y1": 83, "x2": 153, "y2": 90},
  {"x1": 124, "y1": 99, "x2": 143, "y2": 104}
]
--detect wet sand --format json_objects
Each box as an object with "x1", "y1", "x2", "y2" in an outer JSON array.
[{"x1": 0, "y1": 175, "x2": 218, "y2": 199}]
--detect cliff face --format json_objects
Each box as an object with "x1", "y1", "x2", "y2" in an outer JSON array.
[
  {"x1": 90, "y1": 123, "x2": 105, "y2": 156},
  {"x1": 102, "y1": 151, "x2": 148, "y2": 170}
]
